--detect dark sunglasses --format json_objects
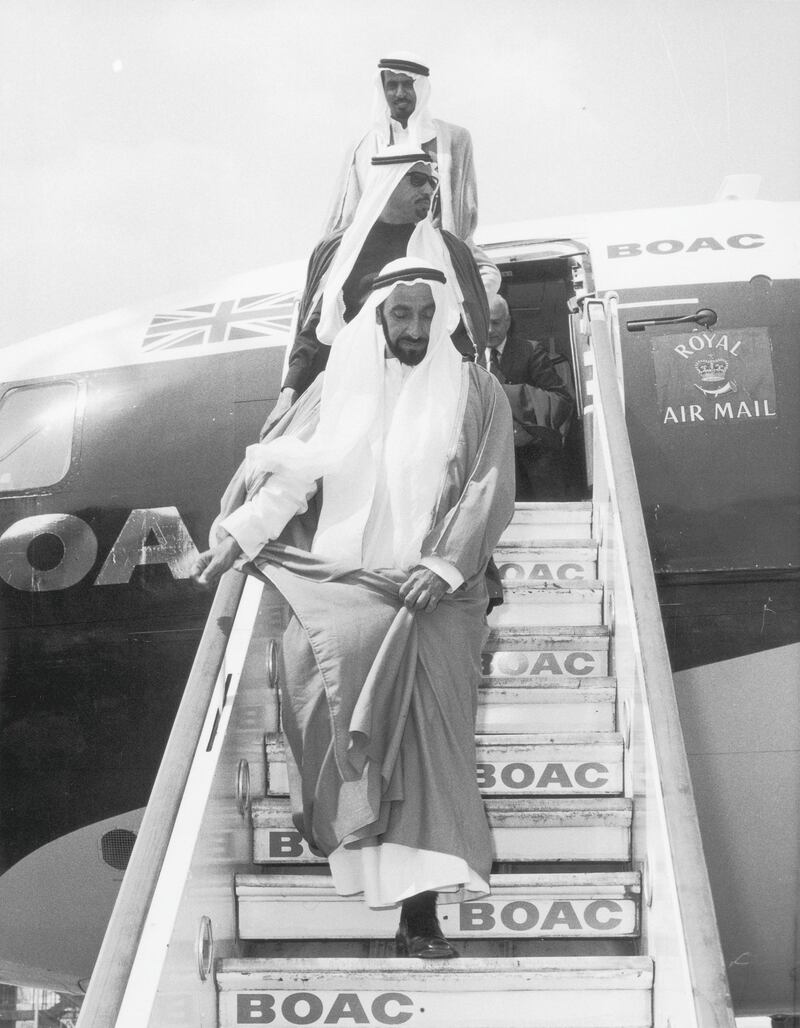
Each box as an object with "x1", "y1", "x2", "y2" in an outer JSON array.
[{"x1": 406, "y1": 170, "x2": 439, "y2": 189}]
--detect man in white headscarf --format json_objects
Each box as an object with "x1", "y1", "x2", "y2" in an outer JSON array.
[
  {"x1": 192, "y1": 258, "x2": 515, "y2": 959},
  {"x1": 324, "y1": 53, "x2": 487, "y2": 254},
  {"x1": 266, "y1": 144, "x2": 499, "y2": 429}
]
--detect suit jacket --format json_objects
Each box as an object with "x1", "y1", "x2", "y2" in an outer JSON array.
[{"x1": 491, "y1": 333, "x2": 574, "y2": 450}]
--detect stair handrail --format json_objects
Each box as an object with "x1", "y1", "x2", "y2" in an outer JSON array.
[
  {"x1": 586, "y1": 297, "x2": 735, "y2": 1026},
  {"x1": 75, "y1": 569, "x2": 246, "y2": 1028}
]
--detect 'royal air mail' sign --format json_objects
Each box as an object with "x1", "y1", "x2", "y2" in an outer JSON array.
[{"x1": 652, "y1": 327, "x2": 777, "y2": 426}]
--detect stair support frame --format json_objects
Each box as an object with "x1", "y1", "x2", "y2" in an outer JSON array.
[{"x1": 585, "y1": 297, "x2": 735, "y2": 1028}]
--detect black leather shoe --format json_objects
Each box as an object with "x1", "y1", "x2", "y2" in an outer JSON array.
[{"x1": 395, "y1": 891, "x2": 459, "y2": 960}]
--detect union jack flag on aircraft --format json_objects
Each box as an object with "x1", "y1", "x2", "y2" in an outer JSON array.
[{"x1": 142, "y1": 292, "x2": 296, "y2": 351}]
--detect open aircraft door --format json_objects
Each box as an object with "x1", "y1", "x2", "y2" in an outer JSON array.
[{"x1": 487, "y1": 236, "x2": 593, "y2": 496}]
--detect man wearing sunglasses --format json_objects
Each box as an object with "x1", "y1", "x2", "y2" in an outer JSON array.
[{"x1": 264, "y1": 146, "x2": 498, "y2": 432}]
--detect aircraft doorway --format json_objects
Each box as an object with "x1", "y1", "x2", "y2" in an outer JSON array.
[{"x1": 491, "y1": 245, "x2": 591, "y2": 501}]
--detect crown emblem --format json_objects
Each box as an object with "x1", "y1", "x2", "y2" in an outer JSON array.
[{"x1": 695, "y1": 356, "x2": 729, "y2": 383}]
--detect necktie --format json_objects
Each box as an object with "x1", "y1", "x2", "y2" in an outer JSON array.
[{"x1": 489, "y1": 347, "x2": 502, "y2": 377}]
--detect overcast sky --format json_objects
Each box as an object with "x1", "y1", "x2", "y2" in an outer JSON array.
[{"x1": 2, "y1": 0, "x2": 799, "y2": 348}]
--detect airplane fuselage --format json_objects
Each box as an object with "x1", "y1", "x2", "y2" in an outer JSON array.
[{"x1": 1, "y1": 198, "x2": 798, "y2": 1014}]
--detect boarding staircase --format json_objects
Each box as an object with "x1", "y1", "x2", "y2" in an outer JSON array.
[
  {"x1": 226, "y1": 502, "x2": 647, "y2": 1028},
  {"x1": 75, "y1": 300, "x2": 736, "y2": 1028}
]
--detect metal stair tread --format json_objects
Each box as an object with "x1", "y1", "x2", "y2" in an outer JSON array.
[
  {"x1": 485, "y1": 796, "x2": 632, "y2": 818},
  {"x1": 235, "y1": 872, "x2": 642, "y2": 941},
  {"x1": 485, "y1": 625, "x2": 610, "y2": 644},
  {"x1": 483, "y1": 629, "x2": 610, "y2": 677},
  {"x1": 499, "y1": 579, "x2": 604, "y2": 595},
  {"x1": 511, "y1": 502, "x2": 593, "y2": 517},
  {"x1": 236, "y1": 871, "x2": 641, "y2": 891},
  {"x1": 251, "y1": 795, "x2": 632, "y2": 863},
  {"x1": 265, "y1": 731, "x2": 625, "y2": 789},
  {"x1": 480, "y1": 676, "x2": 616, "y2": 691},
  {"x1": 489, "y1": 589, "x2": 605, "y2": 627},
  {"x1": 477, "y1": 681, "x2": 616, "y2": 732},
  {"x1": 474, "y1": 731, "x2": 623, "y2": 746},
  {"x1": 251, "y1": 795, "x2": 633, "y2": 821},
  {"x1": 494, "y1": 539, "x2": 597, "y2": 553},
  {"x1": 266, "y1": 730, "x2": 622, "y2": 747},
  {"x1": 514, "y1": 501, "x2": 593, "y2": 508},
  {"x1": 218, "y1": 956, "x2": 653, "y2": 1027},
  {"x1": 217, "y1": 954, "x2": 652, "y2": 979}
]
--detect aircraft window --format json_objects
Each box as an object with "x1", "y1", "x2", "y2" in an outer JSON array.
[{"x1": 0, "y1": 381, "x2": 78, "y2": 491}]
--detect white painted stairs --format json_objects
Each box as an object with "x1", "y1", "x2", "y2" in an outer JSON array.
[{"x1": 218, "y1": 502, "x2": 653, "y2": 1027}]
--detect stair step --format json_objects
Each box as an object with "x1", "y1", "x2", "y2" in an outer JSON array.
[
  {"x1": 236, "y1": 872, "x2": 640, "y2": 941},
  {"x1": 264, "y1": 734, "x2": 624, "y2": 798},
  {"x1": 490, "y1": 581, "x2": 604, "y2": 627},
  {"x1": 512, "y1": 501, "x2": 593, "y2": 518},
  {"x1": 488, "y1": 798, "x2": 632, "y2": 861},
  {"x1": 473, "y1": 734, "x2": 623, "y2": 796},
  {"x1": 478, "y1": 678, "x2": 616, "y2": 734},
  {"x1": 217, "y1": 956, "x2": 653, "y2": 1028},
  {"x1": 275, "y1": 677, "x2": 615, "y2": 738},
  {"x1": 483, "y1": 627, "x2": 609, "y2": 678},
  {"x1": 501, "y1": 502, "x2": 593, "y2": 544},
  {"x1": 252, "y1": 797, "x2": 632, "y2": 864},
  {"x1": 277, "y1": 677, "x2": 616, "y2": 738},
  {"x1": 494, "y1": 541, "x2": 597, "y2": 583}
]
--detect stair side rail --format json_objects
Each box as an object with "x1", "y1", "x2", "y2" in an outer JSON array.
[
  {"x1": 75, "y1": 569, "x2": 246, "y2": 1028},
  {"x1": 585, "y1": 297, "x2": 736, "y2": 1028}
]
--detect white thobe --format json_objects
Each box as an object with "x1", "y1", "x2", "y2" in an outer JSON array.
[{"x1": 221, "y1": 356, "x2": 463, "y2": 590}]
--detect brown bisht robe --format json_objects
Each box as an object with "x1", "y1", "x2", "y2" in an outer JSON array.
[{"x1": 226, "y1": 364, "x2": 515, "y2": 903}]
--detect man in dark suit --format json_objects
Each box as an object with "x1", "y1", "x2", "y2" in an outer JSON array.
[{"x1": 484, "y1": 295, "x2": 574, "y2": 501}]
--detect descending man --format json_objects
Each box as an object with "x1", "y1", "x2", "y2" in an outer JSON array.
[
  {"x1": 192, "y1": 259, "x2": 515, "y2": 958},
  {"x1": 324, "y1": 52, "x2": 485, "y2": 251},
  {"x1": 266, "y1": 145, "x2": 498, "y2": 429},
  {"x1": 485, "y1": 294, "x2": 575, "y2": 501}
]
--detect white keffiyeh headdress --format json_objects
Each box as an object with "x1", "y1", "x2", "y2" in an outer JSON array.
[
  {"x1": 371, "y1": 51, "x2": 436, "y2": 148},
  {"x1": 317, "y1": 144, "x2": 464, "y2": 346},
  {"x1": 245, "y1": 258, "x2": 465, "y2": 569}
]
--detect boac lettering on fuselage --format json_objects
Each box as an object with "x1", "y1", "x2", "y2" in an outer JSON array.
[
  {"x1": 0, "y1": 507, "x2": 199, "y2": 592},
  {"x1": 607, "y1": 233, "x2": 765, "y2": 259}
]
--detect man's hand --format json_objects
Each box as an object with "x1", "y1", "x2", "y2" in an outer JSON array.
[
  {"x1": 191, "y1": 533, "x2": 243, "y2": 589},
  {"x1": 260, "y1": 388, "x2": 297, "y2": 439},
  {"x1": 398, "y1": 566, "x2": 449, "y2": 613}
]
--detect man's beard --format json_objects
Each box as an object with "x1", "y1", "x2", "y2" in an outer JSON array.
[{"x1": 379, "y1": 309, "x2": 429, "y2": 366}]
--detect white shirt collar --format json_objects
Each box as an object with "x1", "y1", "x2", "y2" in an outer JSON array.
[{"x1": 485, "y1": 335, "x2": 507, "y2": 361}]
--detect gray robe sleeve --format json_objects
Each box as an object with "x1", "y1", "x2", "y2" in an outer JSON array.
[
  {"x1": 420, "y1": 366, "x2": 515, "y2": 588},
  {"x1": 212, "y1": 379, "x2": 324, "y2": 549}
]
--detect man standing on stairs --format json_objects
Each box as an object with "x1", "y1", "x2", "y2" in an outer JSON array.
[
  {"x1": 192, "y1": 258, "x2": 515, "y2": 959},
  {"x1": 323, "y1": 52, "x2": 491, "y2": 255},
  {"x1": 263, "y1": 143, "x2": 499, "y2": 432},
  {"x1": 484, "y1": 294, "x2": 575, "y2": 501}
]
